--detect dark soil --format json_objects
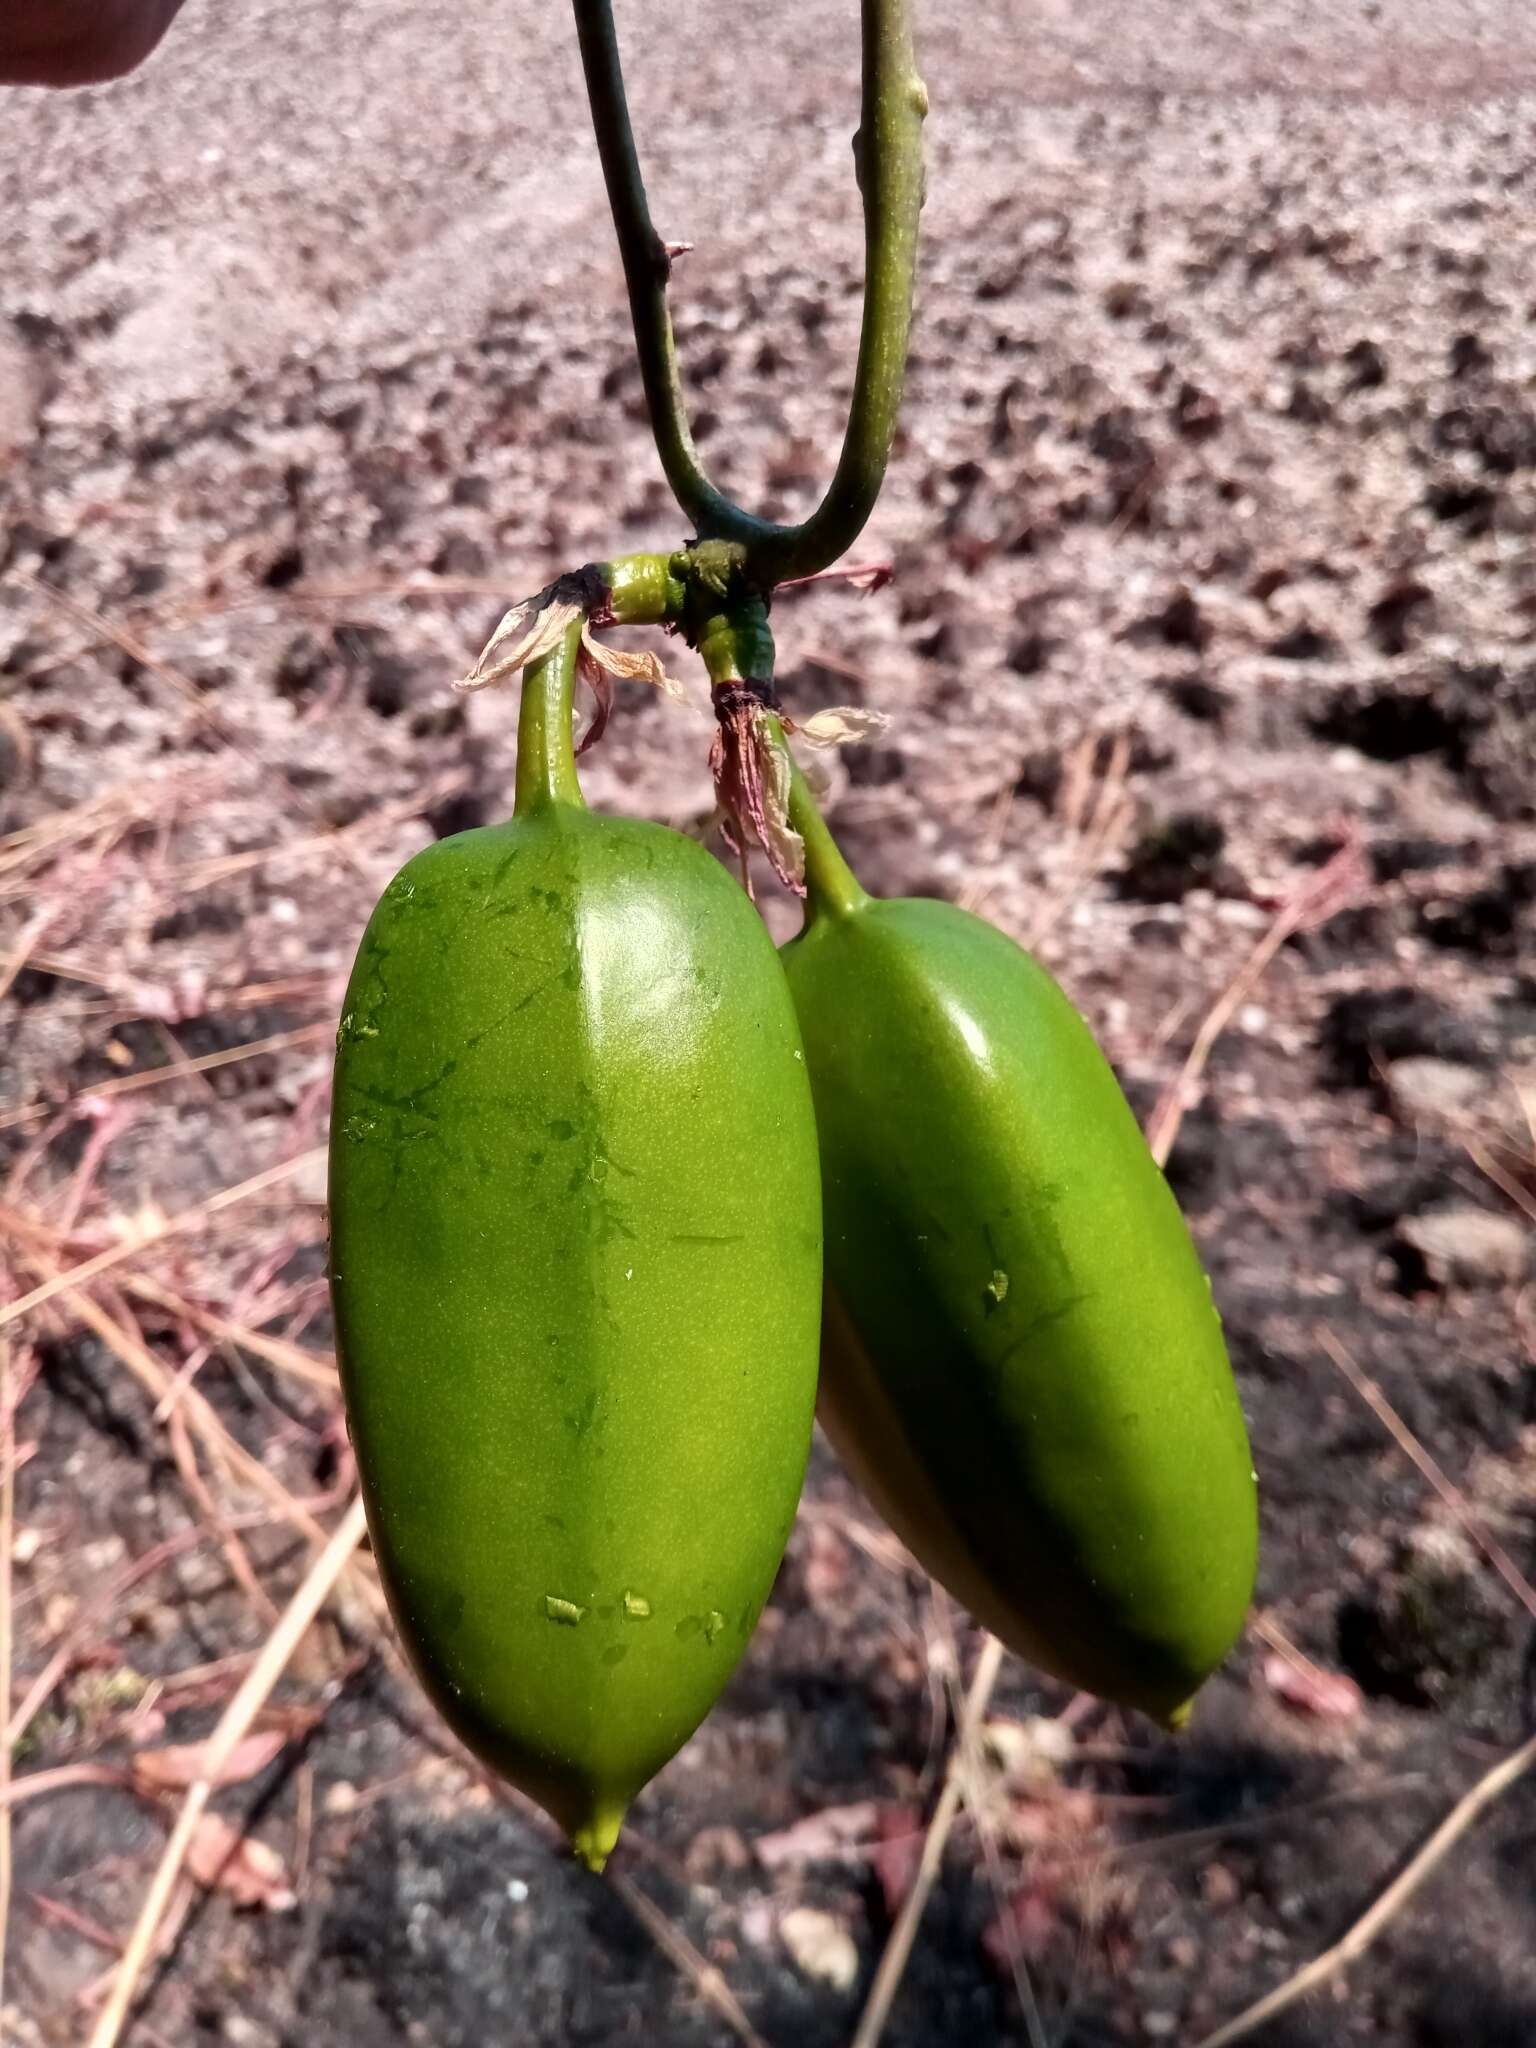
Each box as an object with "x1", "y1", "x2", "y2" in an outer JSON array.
[{"x1": 3, "y1": 3, "x2": 1536, "y2": 2044}]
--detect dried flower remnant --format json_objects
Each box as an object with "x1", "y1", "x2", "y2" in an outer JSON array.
[
  {"x1": 711, "y1": 684, "x2": 802, "y2": 895},
  {"x1": 457, "y1": 571, "x2": 686, "y2": 755}
]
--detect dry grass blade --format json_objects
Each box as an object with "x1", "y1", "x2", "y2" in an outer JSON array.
[
  {"x1": 0, "y1": 1763, "x2": 133, "y2": 1808},
  {"x1": 24, "y1": 949, "x2": 133, "y2": 993},
  {"x1": 0, "y1": 1022, "x2": 333, "y2": 1136},
  {"x1": 178, "y1": 573, "x2": 519, "y2": 620},
  {"x1": 14, "y1": 572, "x2": 343, "y2": 835},
  {"x1": 956, "y1": 776, "x2": 1021, "y2": 918},
  {"x1": 796, "y1": 643, "x2": 874, "y2": 689},
  {"x1": 1024, "y1": 730, "x2": 1136, "y2": 949},
  {"x1": 0, "y1": 909, "x2": 53, "y2": 1010},
  {"x1": 0, "y1": 781, "x2": 157, "y2": 880},
  {"x1": 1, "y1": 1221, "x2": 383, "y2": 1638},
  {"x1": 85, "y1": 1492, "x2": 368, "y2": 2048},
  {"x1": 8, "y1": 1510, "x2": 277, "y2": 1749},
  {"x1": 1516, "y1": 1076, "x2": 1536, "y2": 1157},
  {"x1": 0, "y1": 1339, "x2": 15, "y2": 2017},
  {"x1": 170, "y1": 779, "x2": 464, "y2": 892},
  {"x1": 53, "y1": 1284, "x2": 386, "y2": 1622},
  {"x1": 20, "y1": 973, "x2": 337, "y2": 1029},
  {"x1": 1316, "y1": 1324, "x2": 1536, "y2": 1625},
  {"x1": 606, "y1": 1870, "x2": 773, "y2": 2048},
  {"x1": 0, "y1": 702, "x2": 35, "y2": 788},
  {"x1": 16, "y1": 572, "x2": 216, "y2": 719},
  {"x1": 938, "y1": 1637, "x2": 1050, "y2": 2048},
  {"x1": 23, "y1": 1891, "x2": 123, "y2": 1957},
  {"x1": 1465, "y1": 1138, "x2": 1536, "y2": 1230},
  {"x1": 852, "y1": 1632, "x2": 1006, "y2": 2048},
  {"x1": 123, "y1": 1277, "x2": 338, "y2": 1393},
  {"x1": 1146, "y1": 835, "x2": 1367, "y2": 1170},
  {"x1": 1250, "y1": 1610, "x2": 1357, "y2": 1696},
  {"x1": 0, "y1": 1147, "x2": 326, "y2": 1332},
  {"x1": 166, "y1": 1401, "x2": 280, "y2": 1628},
  {"x1": 1189, "y1": 1732, "x2": 1536, "y2": 2048},
  {"x1": 1036, "y1": 1772, "x2": 1426, "y2": 1873}
]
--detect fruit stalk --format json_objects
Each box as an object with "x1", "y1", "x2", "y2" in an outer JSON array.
[{"x1": 514, "y1": 617, "x2": 585, "y2": 812}]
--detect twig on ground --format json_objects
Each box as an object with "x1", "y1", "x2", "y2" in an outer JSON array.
[
  {"x1": 1189, "y1": 1734, "x2": 1536, "y2": 2048},
  {"x1": 85, "y1": 1493, "x2": 368, "y2": 2048},
  {"x1": 606, "y1": 1869, "x2": 773, "y2": 2048},
  {"x1": 795, "y1": 644, "x2": 875, "y2": 692},
  {"x1": 852, "y1": 1632, "x2": 1006, "y2": 2048},
  {"x1": 178, "y1": 573, "x2": 519, "y2": 620},
  {"x1": 11, "y1": 971, "x2": 337, "y2": 1033},
  {"x1": 0, "y1": 702, "x2": 35, "y2": 787},
  {"x1": 775, "y1": 559, "x2": 893, "y2": 595},
  {"x1": 11, "y1": 948, "x2": 137, "y2": 996},
  {"x1": 292, "y1": 1762, "x2": 315, "y2": 1898},
  {"x1": 957, "y1": 775, "x2": 1022, "y2": 919},
  {"x1": 149, "y1": 1238, "x2": 318, "y2": 1419},
  {"x1": 151, "y1": 1653, "x2": 257, "y2": 1708}
]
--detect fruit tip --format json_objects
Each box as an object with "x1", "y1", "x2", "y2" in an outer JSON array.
[
  {"x1": 1160, "y1": 1693, "x2": 1196, "y2": 1734},
  {"x1": 570, "y1": 1801, "x2": 626, "y2": 1875}
]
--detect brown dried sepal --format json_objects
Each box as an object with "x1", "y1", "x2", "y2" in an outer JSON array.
[{"x1": 710, "y1": 682, "x2": 804, "y2": 897}]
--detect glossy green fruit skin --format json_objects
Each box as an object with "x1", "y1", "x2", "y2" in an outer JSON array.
[
  {"x1": 781, "y1": 896, "x2": 1257, "y2": 1722},
  {"x1": 330, "y1": 809, "x2": 821, "y2": 1867}
]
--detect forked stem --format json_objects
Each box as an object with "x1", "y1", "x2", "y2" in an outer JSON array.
[{"x1": 572, "y1": 0, "x2": 925, "y2": 586}]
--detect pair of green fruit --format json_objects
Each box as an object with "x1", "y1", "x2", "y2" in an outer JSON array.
[{"x1": 328, "y1": 619, "x2": 1258, "y2": 1872}]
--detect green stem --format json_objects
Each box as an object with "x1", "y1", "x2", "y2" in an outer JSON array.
[
  {"x1": 572, "y1": 0, "x2": 925, "y2": 587},
  {"x1": 513, "y1": 619, "x2": 586, "y2": 815},
  {"x1": 693, "y1": 594, "x2": 776, "y2": 692},
  {"x1": 784, "y1": 739, "x2": 868, "y2": 921},
  {"x1": 599, "y1": 551, "x2": 686, "y2": 627}
]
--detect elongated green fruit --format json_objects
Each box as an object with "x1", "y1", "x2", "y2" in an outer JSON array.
[
  {"x1": 780, "y1": 775, "x2": 1256, "y2": 1723},
  {"x1": 329, "y1": 624, "x2": 821, "y2": 1869}
]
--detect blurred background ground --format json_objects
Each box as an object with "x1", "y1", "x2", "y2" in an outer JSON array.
[{"x1": 3, "y1": 1, "x2": 1536, "y2": 2042}]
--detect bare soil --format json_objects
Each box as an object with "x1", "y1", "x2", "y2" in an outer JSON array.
[{"x1": 3, "y1": 3, "x2": 1536, "y2": 2044}]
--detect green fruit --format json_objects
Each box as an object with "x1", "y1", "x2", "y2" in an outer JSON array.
[
  {"x1": 780, "y1": 788, "x2": 1257, "y2": 1723},
  {"x1": 329, "y1": 623, "x2": 821, "y2": 1869}
]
